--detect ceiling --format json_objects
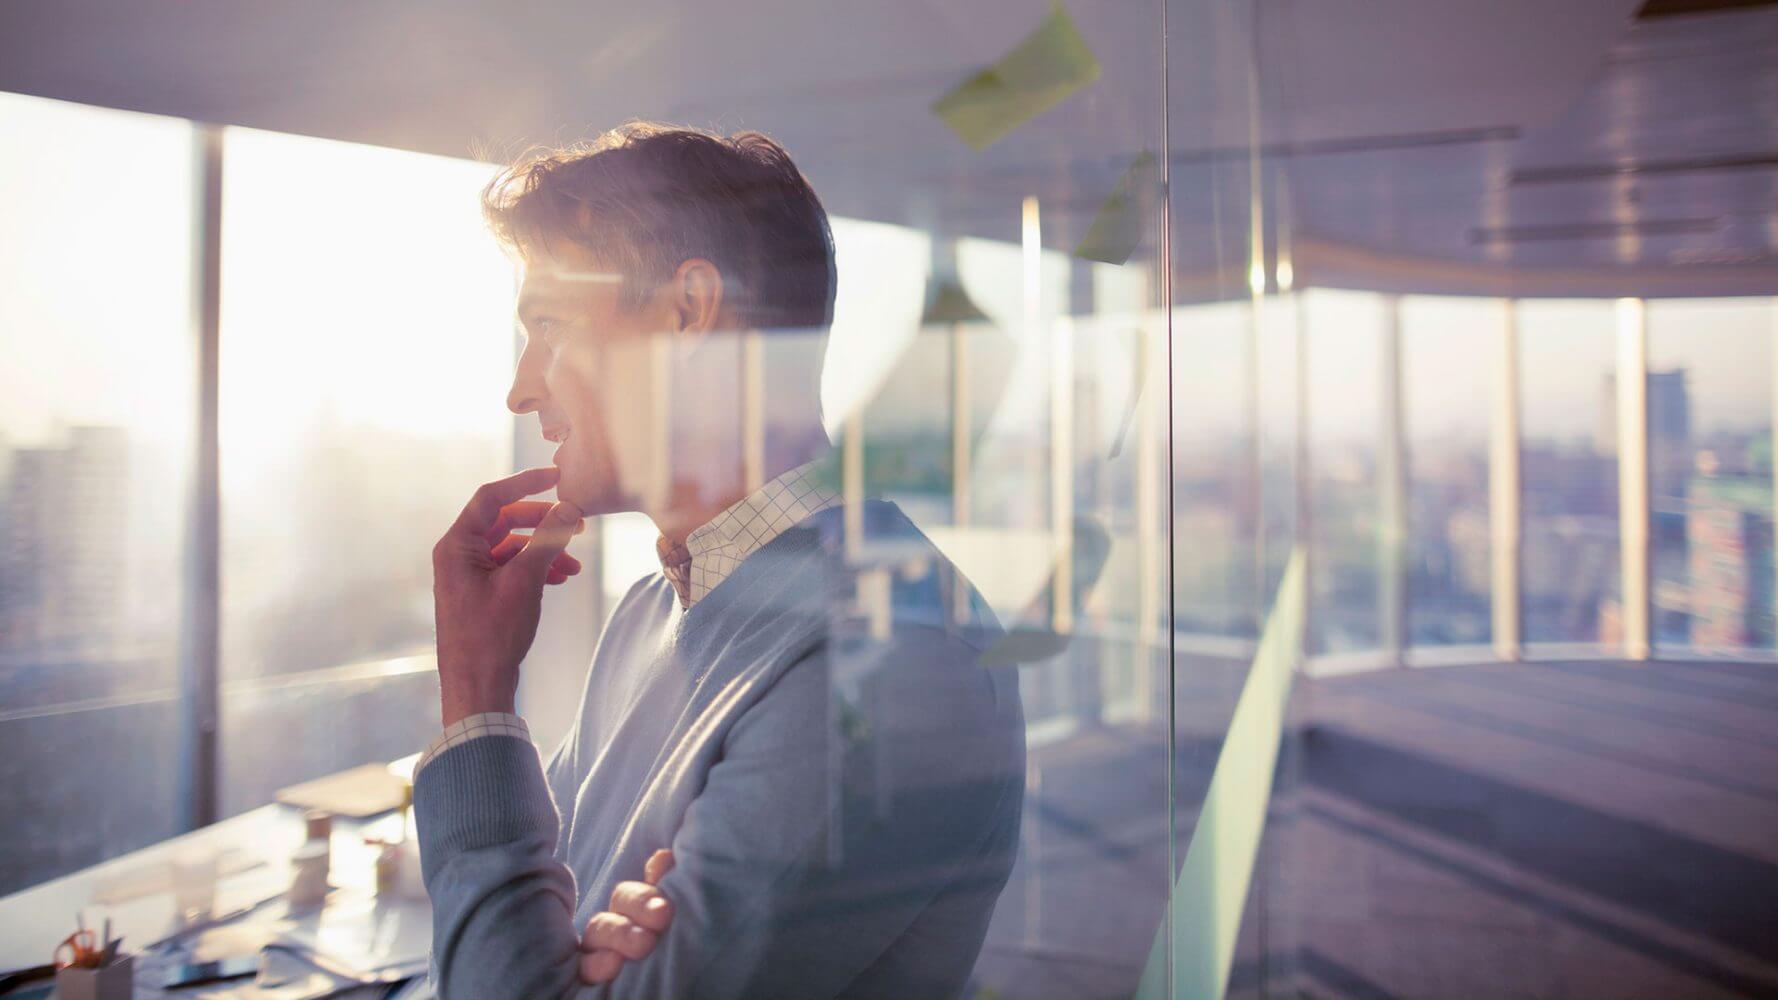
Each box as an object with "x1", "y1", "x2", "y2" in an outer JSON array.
[
  {"x1": 0, "y1": 0, "x2": 1770, "y2": 296},
  {"x1": 1282, "y1": 2, "x2": 1778, "y2": 296}
]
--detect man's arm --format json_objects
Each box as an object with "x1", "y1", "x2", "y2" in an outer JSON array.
[
  {"x1": 415, "y1": 733, "x2": 584, "y2": 998},
  {"x1": 593, "y1": 628, "x2": 1022, "y2": 997},
  {"x1": 417, "y1": 465, "x2": 593, "y2": 999},
  {"x1": 415, "y1": 625, "x2": 1022, "y2": 999}
]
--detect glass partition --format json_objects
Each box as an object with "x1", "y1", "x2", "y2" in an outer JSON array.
[
  {"x1": 9, "y1": 2, "x2": 1778, "y2": 997},
  {"x1": 0, "y1": 2, "x2": 1309, "y2": 995}
]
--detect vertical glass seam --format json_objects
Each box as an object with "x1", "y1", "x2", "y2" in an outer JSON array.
[{"x1": 1158, "y1": 0, "x2": 1176, "y2": 994}]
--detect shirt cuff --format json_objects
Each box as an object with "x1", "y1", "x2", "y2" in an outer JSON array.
[{"x1": 413, "y1": 712, "x2": 531, "y2": 778}]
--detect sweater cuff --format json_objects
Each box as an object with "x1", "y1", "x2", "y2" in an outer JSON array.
[
  {"x1": 413, "y1": 729, "x2": 558, "y2": 866},
  {"x1": 413, "y1": 712, "x2": 531, "y2": 778}
]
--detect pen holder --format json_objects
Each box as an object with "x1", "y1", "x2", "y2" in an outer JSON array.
[{"x1": 54, "y1": 955, "x2": 132, "y2": 1000}]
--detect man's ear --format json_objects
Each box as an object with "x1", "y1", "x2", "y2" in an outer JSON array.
[{"x1": 670, "y1": 258, "x2": 725, "y2": 338}]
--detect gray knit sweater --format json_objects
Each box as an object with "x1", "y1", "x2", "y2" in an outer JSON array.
[{"x1": 415, "y1": 500, "x2": 1025, "y2": 999}]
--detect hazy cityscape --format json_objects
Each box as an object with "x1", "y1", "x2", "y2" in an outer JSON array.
[
  {"x1": 4, "y1": 353, "x2": 1771, "y2": 734},
  {"x1": 1309, "y1": 363, "x2": 1775, "y2": 654}
]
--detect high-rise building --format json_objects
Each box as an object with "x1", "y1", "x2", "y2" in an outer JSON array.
[
  {"x1": 1597, "y1": 369, "x2": 1691, "y2": 499},
  {"x1": 1686, "y1": 476, "x2": 1775, "y2": 648},
  {"x1": 0, "y1": 426, "x2": 131, "y2": 662},
  {"x1": 1650, "y1": 370, "x2": 1693, "y2": 504}
]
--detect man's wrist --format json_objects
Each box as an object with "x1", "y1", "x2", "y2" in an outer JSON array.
[
  {"x1": 414, "y1": 711, "x2": 532, "y2": 779},
  {"x1": 440, "y1": 679, "x2": 518, "y2": 729}
]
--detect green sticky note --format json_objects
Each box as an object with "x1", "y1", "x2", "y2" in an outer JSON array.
[
  {"x1": 933, "y1": 0, "x2": 1102, "y2": 152},
  {"x1": 1074, "y1": 150, "x2": 1156, "y2": 265},
  {"x1": 919, "y1": 276, "x2": 991, "y2": 326}
]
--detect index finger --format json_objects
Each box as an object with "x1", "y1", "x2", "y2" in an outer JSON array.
[{"x1": 450, "y1": 467, "x2": 561, "y2": 537}]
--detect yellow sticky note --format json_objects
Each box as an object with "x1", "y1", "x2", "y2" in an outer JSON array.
[{"x1": 933, "y1": 1, "x2": 1102, "y2": 152}]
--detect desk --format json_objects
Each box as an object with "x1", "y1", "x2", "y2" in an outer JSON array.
[{"x1": 0, "y1": 770, "x2": 429, "y2": 997}]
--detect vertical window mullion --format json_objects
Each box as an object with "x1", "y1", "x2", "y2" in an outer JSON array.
[
  {"x1": 1380, "y1": 294, "x2": 1408, "y2": 666},
  {"x1": 1491, "y1": 299, "x2": 1523, "y2": 661},
  {"x1": 1618, "y1": 297, "x2": 1651, "y2": 660},
  {"x1": 178, "y1": 123, "x2": 224, "y2": 831}
]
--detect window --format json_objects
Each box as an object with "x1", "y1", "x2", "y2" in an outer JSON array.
[
  {"x1": 1647, "y1": 298, "x2": 1776, "y2": 653},
  {"x1": 1401, "y1": 295, "x2": 1497, "y2": 648},
  {"x1": 1304, "y1": 288, "x2": 1386, "y2": 654},
  {"x1": 216, "y1": 128, "x2": 515, "y2": 815},
  {"x1": 0, "y1": 92, "x2": 196, "y2": 893},
  {"x1": 1518, "y1": 300, "x2": 1620, "y2": 648}
]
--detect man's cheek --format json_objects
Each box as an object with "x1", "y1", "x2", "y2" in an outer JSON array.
[{"x1": 602, "y1": 338, "x2": 671, "y2": 511}]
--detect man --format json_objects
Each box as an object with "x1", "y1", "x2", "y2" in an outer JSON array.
[{"x1": 416, "y1": 123, "x2": 1026, "y2": 998}]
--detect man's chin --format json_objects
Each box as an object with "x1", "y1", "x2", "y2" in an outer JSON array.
[{"x1": 559, "y1": 476, "x2": 634, "y2": 518}]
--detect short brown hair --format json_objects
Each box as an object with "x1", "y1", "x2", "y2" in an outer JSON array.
[{"x1": 483, "y1": 122, "x2": 836, "y2": 333}]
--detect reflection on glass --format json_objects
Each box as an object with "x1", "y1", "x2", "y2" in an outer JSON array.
[
  {"x1": 216, "y1": 128, "x2": 514, "y2": 815},
  {"x1": 1174, "y1": 300, "x2": 1258, "y2": 639},
  {"x1": 1305, "y1": 288, "x2": 1385, "y2": 654},
  {"x1": 1519, "y1": 300, "x2": 1621, "y2": 647},
  {"x1": 0, "y1": 1, "x2": 1275, "y2": 986},
  {"x1": 0, "y1": 92, "x2": 194, "y2": 892},
  {"x1": 954, "y1": 234, "x2": 1068, "y2": 549},
  {"x1": 1401, "y1": 295, "x2": 1496, "y2": 648},
  {"x1": 1258, "y1": 291, "x2": 1301, "y2": 601},
  {"x1": 1647, "y1": 298, "x2": 1776, "y2": 652},
  {"x1": 560, "y1": 130, "x2": 1176, "y2": 992}
]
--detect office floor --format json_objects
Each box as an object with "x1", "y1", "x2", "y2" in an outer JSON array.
[{"x1": 1265, "y1": 659, "x2": 1778, "y2": 999}]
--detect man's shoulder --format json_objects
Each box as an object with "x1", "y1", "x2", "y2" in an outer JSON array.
[
  {"x1": 764, "y1": 500, "x2": 1005, "y2": 650},
  {"x1": 595, "y1": 572, "x2": 679, "y2": 649},
  {"x1": 612, "y1": 570, "x2": 676, "y2": 616}
]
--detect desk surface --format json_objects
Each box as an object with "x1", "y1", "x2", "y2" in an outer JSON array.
[{"x1": 0, "y1": 773, "x2": 429, "y2": 996}]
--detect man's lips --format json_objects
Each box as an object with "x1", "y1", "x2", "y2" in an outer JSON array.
[{"x1": 543, "y1": 425, "x2": 572, "y2": 467}]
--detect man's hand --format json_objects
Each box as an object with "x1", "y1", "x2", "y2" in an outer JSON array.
[
  {"x1": 579, "y1": 849, "x2": 677, "y2": 985},
  {"x1": 433, "y1": 466, "x2": 584, "y2": 728}
]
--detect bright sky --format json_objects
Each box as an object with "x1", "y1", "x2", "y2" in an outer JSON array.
[
  {"x1": 217, "y1": 126, "x2": 515, "y2": 494},
  {"x1": 1647, "y1": 298, "x2": 1776, "y2": 434},
  {"x1": 0, "y1": 93, "x2": 196, "y2": 450},
  {"x1": 1307, "y1": 291, "x2": 1775, "y2": 446}
]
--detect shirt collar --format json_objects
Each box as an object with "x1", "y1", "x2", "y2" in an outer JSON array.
[{"x1": 655, "y1": 460, "x2": 840, "y2": 609}]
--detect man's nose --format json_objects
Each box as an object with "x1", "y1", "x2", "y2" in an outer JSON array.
[
  {"x1": 507, "y1": 379, "x2": 544, "y2": 416},
  {"x1": 507, "y1": 345, "x2": 547, "y2": 415}
]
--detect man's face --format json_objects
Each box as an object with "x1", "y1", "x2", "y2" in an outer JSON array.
[{"x1": 507, "y1": 241, "x2": 672, "y2": 516}]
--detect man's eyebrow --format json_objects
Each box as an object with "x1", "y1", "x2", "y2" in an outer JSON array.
[
  {"x1": 515, "y1": 291, "x2": 556, "y2": 319},
  {"x1": 515, "y1": 288, "x2": 577, "y2": 318},
  {"x1": 516, "y1": 272, "x2": 626, "y2": 318}
]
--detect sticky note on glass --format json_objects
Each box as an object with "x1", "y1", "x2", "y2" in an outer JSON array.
[
  {"x1": 1074, "y1": 151, "x2": 1157, "y2": 265},
  {"x1": 933, "y1": 1, "x2": 1101, "y2": 152},
  {"x1": 920, "y1": 276, "x2": 991, "y2": 326}
]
